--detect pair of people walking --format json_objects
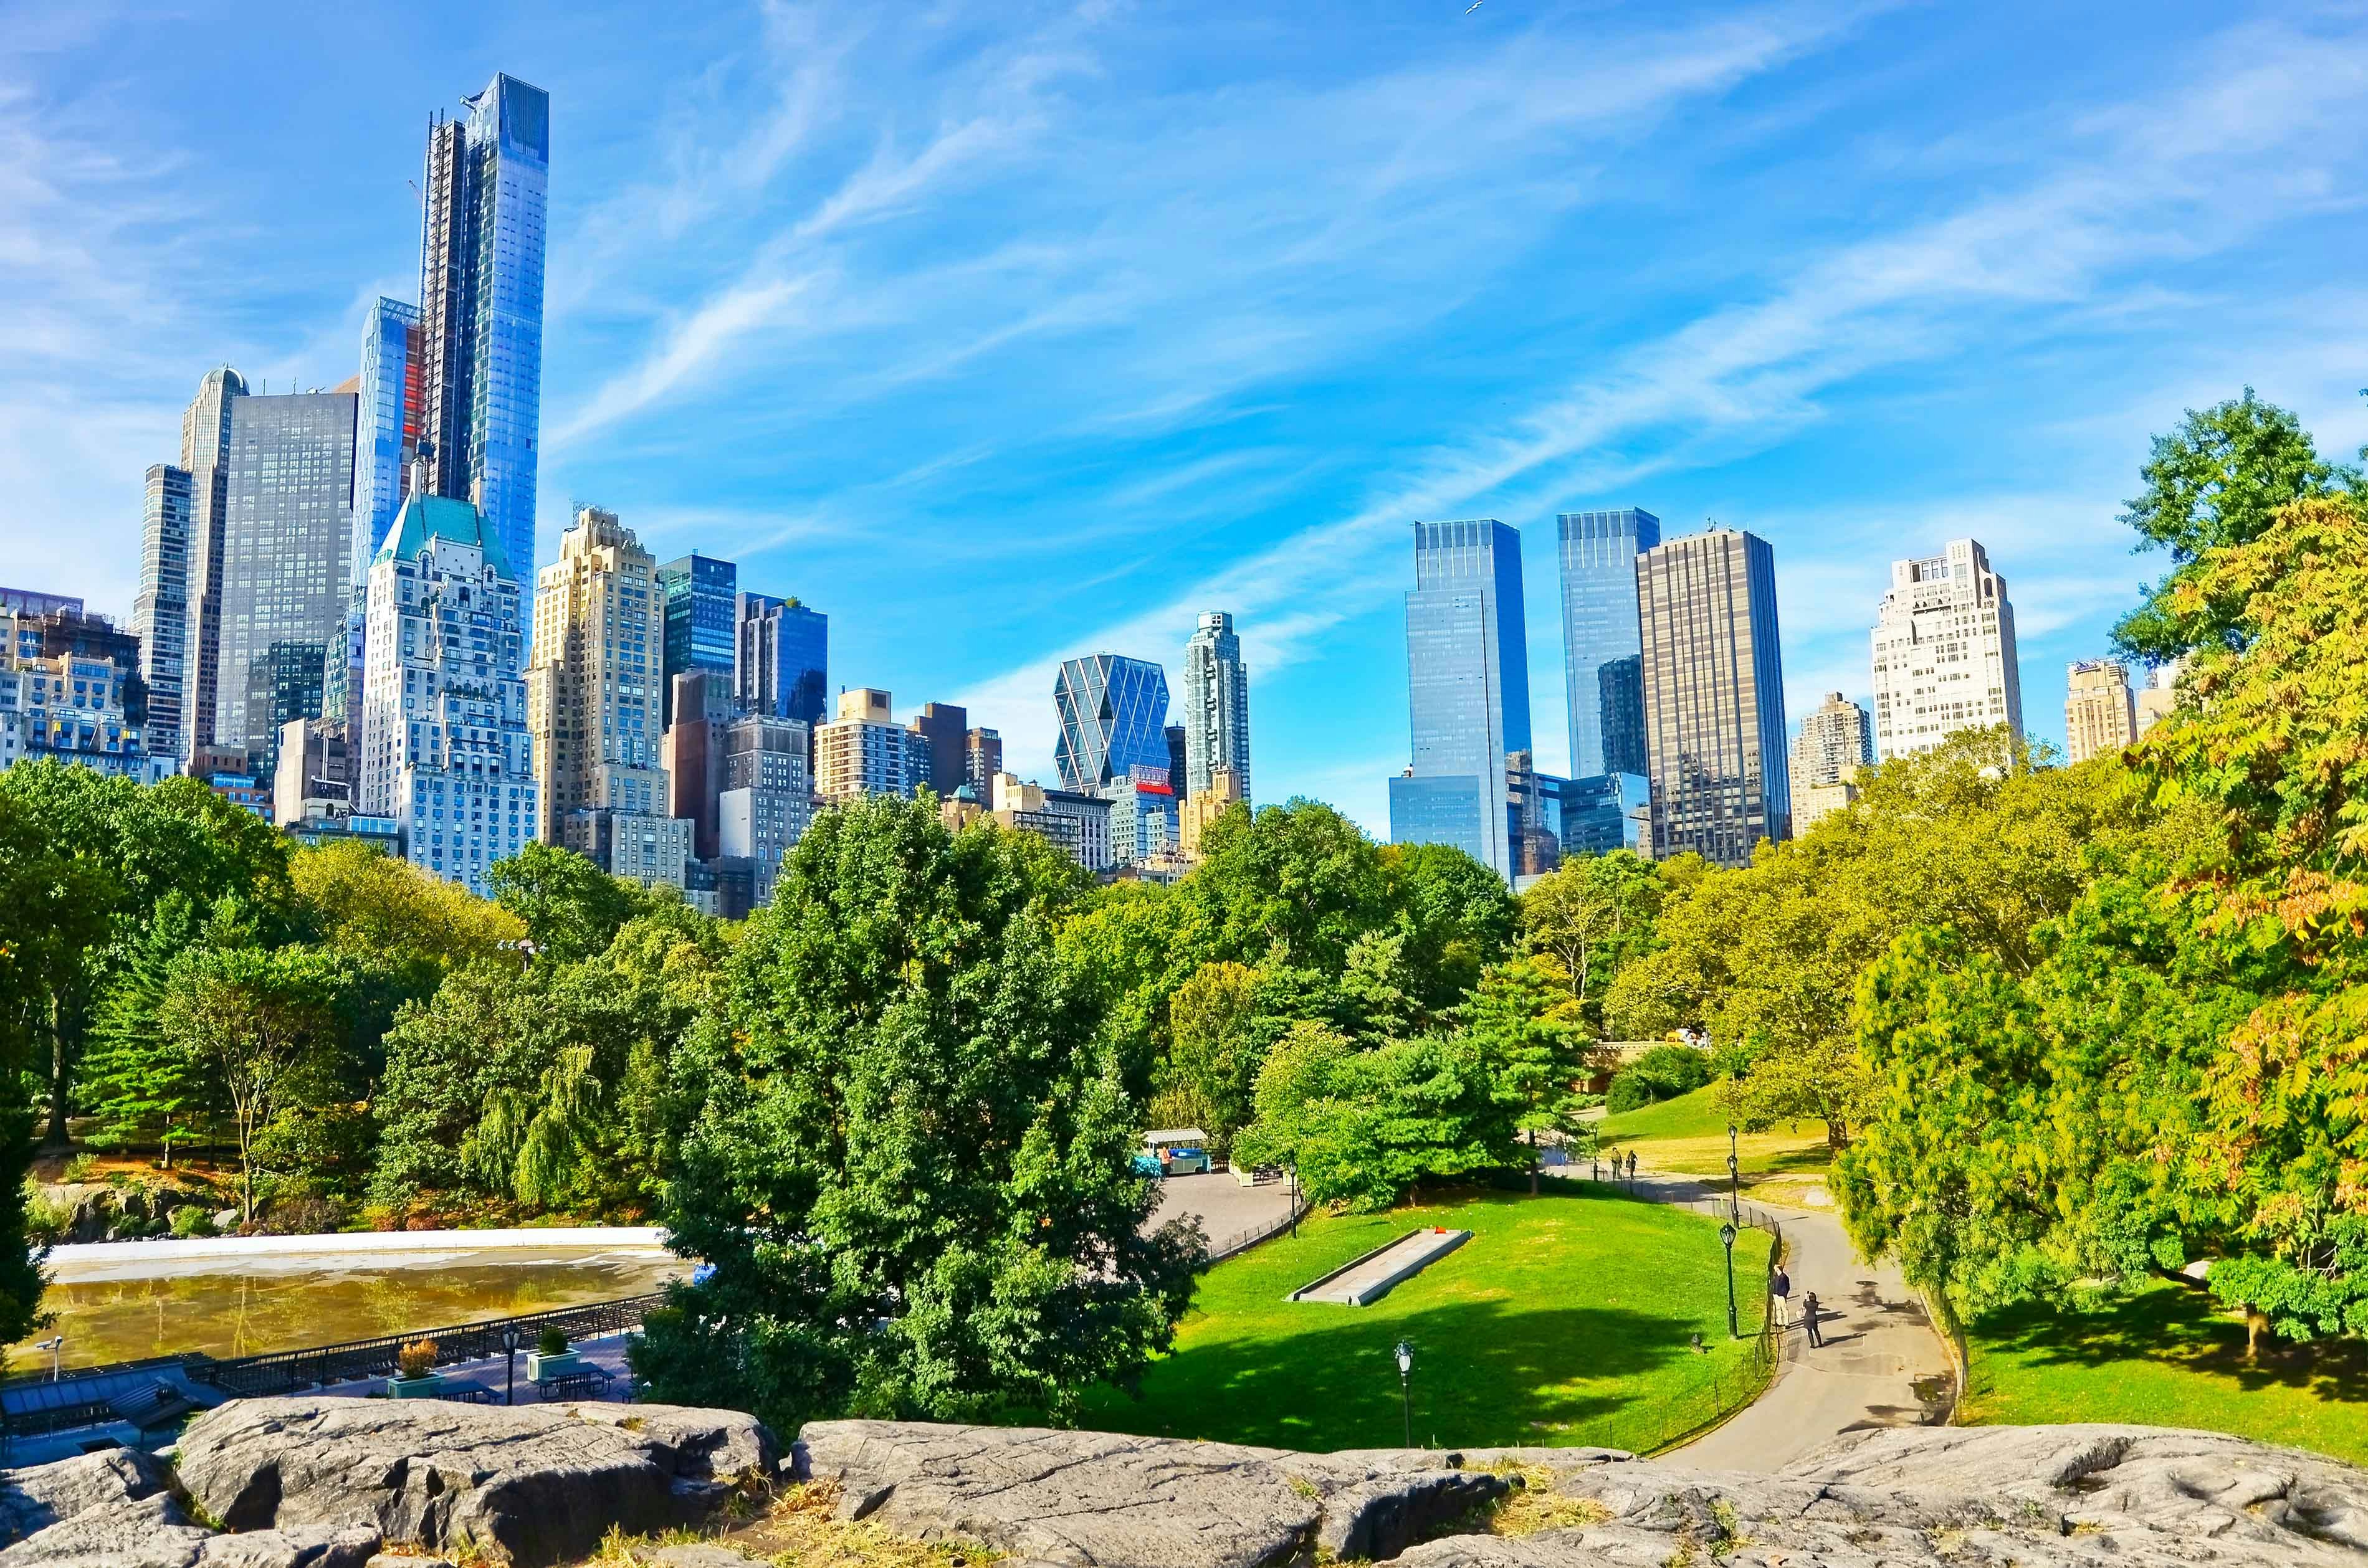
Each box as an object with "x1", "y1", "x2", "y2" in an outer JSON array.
[{"x1": 1771, "y1": 1267, "x2": 1824, "y2": 1347}]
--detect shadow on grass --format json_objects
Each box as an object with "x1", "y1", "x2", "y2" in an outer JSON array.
[
  {"x1": 1974, "y1": 1281, "x2": 2368, "y2": 1405},
  {"x1": 1077, "y1": 1293, "x2": 1722, "y2": 1452}
]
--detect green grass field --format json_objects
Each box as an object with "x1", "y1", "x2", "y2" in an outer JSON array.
[
  {"x1": 1964, "y1": 1279, "x2": 2368, "y2": 1466},
  {"x1": 1595, "y1": 1084, "x2": 1832, "y2": 1182},
  {"x1": 1077, "y1": 1187, "x2": 1773, "y2": 1455}
]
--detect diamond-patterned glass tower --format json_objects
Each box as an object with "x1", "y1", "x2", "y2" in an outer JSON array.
[{"x1": 1054, "y1": 653, "x2": 1172, "y2": 791}]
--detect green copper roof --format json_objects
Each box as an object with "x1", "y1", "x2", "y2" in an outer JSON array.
[{"x1": 376, "y1": 493, "x2": 508, "y2": 577}]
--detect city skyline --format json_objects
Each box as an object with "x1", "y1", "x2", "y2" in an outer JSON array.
[{"x1": 7, "y1": 4, "x2": 2365, "y2": 835}]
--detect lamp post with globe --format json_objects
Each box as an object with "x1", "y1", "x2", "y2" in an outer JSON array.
[
  {"x1": 1719, "y1": 1222, "x2": 1739, "y2": 1339},
  {"x1": 1393, "y1": 1341, "x2": 1415, "y2": 1448}
]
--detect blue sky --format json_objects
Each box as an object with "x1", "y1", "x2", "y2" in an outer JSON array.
[{"x1": 6, "y1": 1, "x2": 2366, "y2": 834}]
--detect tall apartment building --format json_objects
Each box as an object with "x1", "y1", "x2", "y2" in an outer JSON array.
[
  {"x1": 1636, "y1": 527, "x2": 1789, "y2": 867},
  {"x1": 657, "y1": 553, "x2": 737, "y2": 725},
  {"x1": 1558, "y1": 508, "x2": 1659, "y2": 781},
  {"x1": 274, "y1": 716, "x2": 351, "y2": 829},
  {"x1": 419, "y1": 74, "x2": 548, "y2": 592},
  {"x1": 964, "y1": 727, "x2": 1003, "y2": 793},
  {"x1": 133, "y1": 463, "x2": 193, "y2": 763},
  {"x1": 2064, "y1": 659, "x2": 2138, "y2": 764},
  {"x1": 717, "y1": 712, "x2": 813, "y2": 906},
  {"x1": 1388, "y1": 520, "x2": 1531, "y2": 881},
  {"x1": 815, "y1": 688, "x2": 930, "y2": 801},
  {"x1": 737, "y1": 593, "x2": 828, "y2": 726},
  {"x1": 1104, "y1": 772, "x2": 1182, "y2": 867},
  {"x1": 528, "y1": 507, "x2": 680, "y2": 881},
  {"x1": 908, "y1": 701, "x2": 971, "y2": 796},
  {"x1": 1165, "y1": 725, "x2": 1189, "y2": 801},
  {"x1": 1790, "y1": 692, "x2": 1873, "y2": 832},
  {"x1": 1869, "y1": 538, "x2": 2023, "y2": 761},
  {"x1": 214, "y1": 389, "x2": 359, "y2": 773},
  {"x1": 338, "y1": 298, "x2": 424, "y2": 736},
  {"x1": 1181, "y1": 611, "x2": 1251, "y2": 802},
  {"x1": 1053, "y1": 653, "x2": 1172, "y2": 792},
  {"x1": 358, "y1": 492, "x2": 536, "y2": 895},
  {"x1": 663, "y1": 668, "x2": 736, "y2": 861},
  {"x1": 174, "y1": 367, "x2": 246, "y2": 759}
]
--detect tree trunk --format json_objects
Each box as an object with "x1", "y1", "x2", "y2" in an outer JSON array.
[
  {"x1": 1529, "y1": 1127, "x2": 1539, "y2": 1195},
  {"x1": 2245, "y1": 1308, "x2": 2270, "y2": 1365},
  {"x1": 44, "y1": 999, "x2": 70, "y2": 1150}
]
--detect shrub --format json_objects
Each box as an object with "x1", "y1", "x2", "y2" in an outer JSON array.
[
  {"x1": 537, "y1": 1326, "x2": 569, "y2": 1358},
  {"x1": 23, "y1": 1186, "x2": 73, "y2": 1245},
  {"x1": 59, "y1": 1153, "x2": 97, "y2": 1184},
  {"x1": 1606, "y1": 1045, "x2": 1714, "y2": 1113},
  {"x1": 396, "y1": 1339, "x2": 438, "y2": 1380},
  {"x1": 169, "y1": 1204, "x2": 216, "y2": 1238}
]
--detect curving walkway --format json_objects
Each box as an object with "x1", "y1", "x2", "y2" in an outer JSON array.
[{"x1": 1557, "y1": 1164, "x2": 1955, "y2": 1471}]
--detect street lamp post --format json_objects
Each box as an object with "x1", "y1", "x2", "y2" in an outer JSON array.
[
  {"x1": 1290, "y1": 1167, "x2": 1300, "y2": 1239},
  {"x1": 502, "y1": 1324, "x2": 522, "y2": 1405},
  {"x1": 1719, "y1": 1222, "x2": 1739, "y2": 1339},
  {"x1": 1393, "y1": 1341, "x2": 1414, "y2": 1448},
  {"x1": 34, "y1": 1336, "x2": 62, "y2": 1382},
  {"x1": 1726, "y1": 1124, "x2": 1740, "y2": 1225}
]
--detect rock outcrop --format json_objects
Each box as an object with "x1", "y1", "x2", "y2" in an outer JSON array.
[
  {"x1": 173, "y1": 1398, "x2": 779, "y2": 1567},
  {"x1": 795, "y1": 1419, "x2": 2368, "y2": 1568},
  {"x1": 0, "y1": 1446, "x2": 379, "y2": 1568}
]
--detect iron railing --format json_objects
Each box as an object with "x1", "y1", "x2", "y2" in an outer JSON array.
[{"x1": 184, "y1": 1292, "x2": 667, "y2": 1398}]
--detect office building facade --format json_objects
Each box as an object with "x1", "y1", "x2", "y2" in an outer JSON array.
[
  {"x1": 1181, "y1": 610, "x2": 1251, "y2": 802},
  {"x1": 657, "y1": 553, "x2": 737, "y2": 725},
  {"x1": 717, "y1": 712, "x2": 813, "y2": 906},
  {"x1": 1870, "y1": 538, "x2": 2023, "y2": 761},
  {"x1": 1180, "y1": 763, "x2": 1244, "y2": 859},
  {"x1": 274, "y1": 716, "x2": 351, "y2": 829},
  {"x1": 419, "y1": 73, "x2": 548, "y2": 590},
  {"x1": 214, "y1": 390, "x2": 358, "y2": 772},
  {"x1": 1636, "y1": 528, "x2": 1789, "y2": 867},
  {"x1": 133, "y1": 463, "x2": 193, "y2": 763},
  {"x1": 1554, "y1": 771, "x2": 1650, "y2": 857},
  {"x1": 2065, "y1": 659, "x2": 2138, "y2": 764},
  {"x1": 1558, "y1": 508, "x2": 1659, "y2": 779},
  {"x1": 992, "y1": 772, "x2": 1114, "y2": 872},
  {"x1": 2134, "y1": 655, "x2": 2187, "y2": 736},
  {"x1": 1388, "y1": 520, "x2": 1531, "y2": 881},
  {"x1": 359, "y1": 492, "x2": 536, "y2": 895},
  {"x1": 663, "y1": 668, "x2": 736, "y2": 861},
  {"x1": 175, "y1": 367, "x2": 247, "y2": 759},
  {"x1": 1053, "y1": 653, "x2": 1172, "y2": 792},
  {"x1": 736, "y1": 593, "x2": 828, "y2": 725},
  {"x1": 0, "y1": 603, "x2": 160, "y2": 781},
  {"x1": 965, "y1": 727, "x2": 1003, "y2": 794},
  {"x1": 528, "y1": 508, "x2": 677, "y2": 879},
  {"x1": 348, "y1": 299, "x2": 424, "y2": 586}
]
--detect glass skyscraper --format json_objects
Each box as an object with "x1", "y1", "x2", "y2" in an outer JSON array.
[
  {"x1": 419, "y1": 73, "x2": 547, "y2": 593},
  {"x1": 349, "y1": 299, "x2": 424, "y2": 586},
  {"x1": 1557, "y1": 508, "x2": 1659, "y2": 779},
  {"x1": 1053, "y1": 653, "x2": 1172, "y2": 792},
  {"x1": 1388, "y1": 519, "x2": 1530, "y2": 881},
  {"x1": 1636, "y1": 527, "x2": 1790, "y2": 867},
  {"x1": 214, "y1": 391, "x2": 358, "y2": 772},
  {"x1": 736, "y1": 592, "x2": 828, "y2": 726},
  {"x1": 657, "y1": 553, "x2": 738, "y2": 725}
]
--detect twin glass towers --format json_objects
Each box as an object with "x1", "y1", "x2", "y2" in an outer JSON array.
[{"x1": 1391, "y1": 510, "x2": 1790, "y2": 880}]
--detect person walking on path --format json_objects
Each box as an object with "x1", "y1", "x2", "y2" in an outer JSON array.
[
  {"x1": 1802, "y1": 1291, "x2": 1824, "y2": 1347},
  {"x1": 1772, "y1": 1265, "x2": 1793, "y2": 1329}
]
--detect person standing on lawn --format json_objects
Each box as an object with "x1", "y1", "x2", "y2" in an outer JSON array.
[{"x1": 1772, "y1": 1265, "x2": 1793, "y2": 1329}]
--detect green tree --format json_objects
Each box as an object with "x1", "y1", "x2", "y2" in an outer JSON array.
[
  {"x1": 0, "y1": 794, "x2": 115, "y2": 1346},
  {"x1": 80, "y1": 891, "x2": 211, "y2": 1164},
  {"x1": 0, "y1": 764, "x2": 291, "y2": 1147},
  {"x1": 633, "y1": 797, "x2": 1200, "y2": 1432},
  {"x1": 1520, "y1": 850, "x2": 1666, "y2": 1029},
  {"x1": 1178, "y1": 799, "x2": 1393, "y2": 972},
  {"x1": 1463, "y1": 956, "x2": 1592, "y2": 1192},
  {"x1": 2111, "y1": 388, "x2": 2358, "y2": 662},
  {"x1": 156, "y1": 945, "x2": 348, "y2": 1224},
  {"x1": 488, "y1": 841, "x2": 655, "y2": 964},
  {"x1": 1385, "y1": 841, "x2": 1518, "y2": 1014},
  {"x1": 1163, "y1": 960, "x2": 1261, "y2": 1152}
]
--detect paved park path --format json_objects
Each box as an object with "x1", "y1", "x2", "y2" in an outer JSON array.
[{"x1": 1561, "y1": 1163, "x2": 1956, "y2": 1471}]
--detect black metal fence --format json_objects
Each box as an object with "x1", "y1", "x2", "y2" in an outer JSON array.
[
  {"x1": 185, "y1": 1292, "x2": 668, "y2": 1398},
  {"x1": 1203, "y1": 1197, "x2": 1309, "y2": 1265},
  {"x1": 1615, "y1": 1194, "x2": 1788, "y2": 1456}
]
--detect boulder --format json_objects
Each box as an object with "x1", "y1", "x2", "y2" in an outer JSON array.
[
  {"x1": 796, "y1": 1420, "x2": 1322, "y2": 1568},
  {"x1": 0, "y1": 1448, "x2": 377, "y2": 1568},
  {"x1": 797, "y1": 1419, "x2": 2368, "y2": 1568},
  {"x1": 174, "y1": 1399, "x2": 779, "y2": 1568}
]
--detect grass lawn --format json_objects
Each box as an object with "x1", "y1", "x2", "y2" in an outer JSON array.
[
  {"x1": 1595, "y1": 1084, "x2": 1832, "y2": 1182},
  {"x1": 1076, "y1": 1186, "x2": 1772, "y2": 1455},
  {"x1": 1964, "y1": 1278, "x2": 2368, "y2": 1466}
]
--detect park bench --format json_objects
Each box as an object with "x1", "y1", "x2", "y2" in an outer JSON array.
[{"x1": 536, "y1": 1364, "x2": 616, "y2": 1402}]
